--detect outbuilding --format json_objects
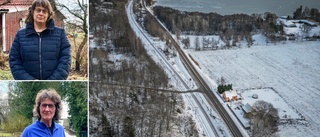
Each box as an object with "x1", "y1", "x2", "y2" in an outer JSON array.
[
  {"x1": 252, "y1": 93, "x2": 258, "y2": 99},
  {"x1": 283, "y1": 21, "x2": 297, "y2": 28}
]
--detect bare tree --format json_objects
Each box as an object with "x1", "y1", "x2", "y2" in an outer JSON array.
[
  {"x1": 210, "y1": 38, "x2": 219, "y2": 50},
  {"x1": 202, "y1": 37, "x2": 210, "y2": 49},
  {"x1": 181, "y1": 37, "x2": 190, "y2": 49},
  {"x1": 57, "y1": 0, "x2": 88, "y2": 72},
  {"x1": 301, "y1": 24, "x2": 312, "y2": 40},
  {"x1": 195, "y1": 36, "x2": 200, "y2": 51},
  {"x1": 245, "y1": 32, "x2": 254, "y2": 47},
  {"x1": 0, "y1": 99, "x2": 8, "y2": 126},
  {"x1": 220, "y1": 77, "x2": 226, "y2": 85},
  {"x1": 175, "y1": 30, "x2": 181, "y2": 41},
  {"x1": 251, "y1": 100, "x2": 279, "y2": 137}
]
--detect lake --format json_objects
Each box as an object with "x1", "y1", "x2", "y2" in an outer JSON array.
[{"x1": 154, "y1": 0, "x2": 320, "y2": 16}]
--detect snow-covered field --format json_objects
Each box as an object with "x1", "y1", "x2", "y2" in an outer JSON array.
[
  {"x1": 148, "y1": 3, "x2": 320, "y2": 134},
  {"x1": 228, "y1": 87, "x2": 303, "y2": 130},
  {"x1": 128, "y1": 2, "x2": 320, "y2": 135},
  {"x1": 183, "y1": 40, "x2": 320, "y2": 136},
  {"x1": 240, "y1": 88, "x2": 301, "y2": 120},
  {"x1": 171, "y1": 20, "x2": 320, "y2": 135}
]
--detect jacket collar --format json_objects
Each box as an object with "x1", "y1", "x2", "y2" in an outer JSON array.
[
  {"x1": 36, "y1": 120, "x2": 57, "y2": 130},
  {"x1": 26, "y1": 19, "x2": 55, "y2": 35}
]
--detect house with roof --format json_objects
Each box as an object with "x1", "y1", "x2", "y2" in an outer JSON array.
[
  {"x1": 0, "y1": 0, "x2": 66, "y2": 52},
  {"x1": 283, "y1": 21, "x2": 297, "y2": 28},
  {"x1": 298, "y1": 20, "x2": 318, "y2": 27},
  {"x1": 223, "y1": 90, "x2": 238, "y2": 102},
  {"x1": 242, "y1": 103, "x2": 252, "y2": 113}
]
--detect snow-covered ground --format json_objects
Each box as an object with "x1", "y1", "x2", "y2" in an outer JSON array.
[
  {"x1": 89, "y1": 1, "x2": 217, "y2": 136},
  {"x1": 170, "y1": 18, "x2": 320, "y2": 136},
  {"x1": 125, "y1": 1, "x2": 320, "y2": 136},
  {"x1": 240, "y1": 88, "x2": 301, "y2": 120},
  {"x1": 277, "y1": 18, "x2": 320, "y2": 37},
  {"x1": 227, "y1": 87, "x2": 303, "y2": 130},
  {"x1": 126, "y1": 1, "x2": 233, "y2": 136},
  {"x1": 178, "y1": 22, "x2": 320, "y2": 135}
]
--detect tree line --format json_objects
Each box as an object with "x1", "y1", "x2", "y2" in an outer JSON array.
[
  {"x1": 152, "y1": 6, "x2": 320, "y2": 46},
  {"x1": 292, "y1": 5, "x2": 320, "y2": 22},
  {"x1": 153, "y1": 6, "x2": 257, "y2": 36}
]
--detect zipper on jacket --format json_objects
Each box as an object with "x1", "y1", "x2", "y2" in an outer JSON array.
[
  {"x1": 43, "y1": 126, "x2": 53, "y2": 137},
  {"x1": 38, "y1": 33, "x2": 42, "y2": 80},
  {"x1": 48, "y1": 122, "x2": 57, "y2": 137}
]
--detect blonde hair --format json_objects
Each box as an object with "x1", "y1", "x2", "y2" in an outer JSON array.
[
  {"x1": 25, "y1": 0, "x2": 54, "y2": 24},
  {"x1": 33, "y1": 88, "x2": 62, "y2": 121}
]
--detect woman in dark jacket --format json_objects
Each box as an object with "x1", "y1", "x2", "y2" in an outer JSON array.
[{"x1": 9, "y1": 0, "x2": 71, "y2": 80}]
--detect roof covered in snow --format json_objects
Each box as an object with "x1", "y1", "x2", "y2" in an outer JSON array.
[
  {"x1": 242, "y1": 103, "x2": 252, "y2": 113},
  {"x1": 224, "y1": 90, "x2": 237, "y2": 98}
]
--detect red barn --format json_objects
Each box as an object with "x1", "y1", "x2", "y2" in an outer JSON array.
[{"x1": 0, "y1": 0, "x2": 65, "y2": 52}]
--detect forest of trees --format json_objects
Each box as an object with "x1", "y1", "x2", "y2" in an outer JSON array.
[
  {"x1": 90, "y1": 82, "x2": 199, "y2": 137},
  {"x1": 152, "y1": 5, "x2": 320, "y2": 46},
  {"x1": 153, "y1": 6, "x2": 257, "y2": 36},
  {"x1": 89, "y1": 0, "x2": 199, "y2": 136},
  {"x1": 292, "y1": 5, "x2": 320, "y2": 22},
  {"x1": 152, "y1": 6, "x2": 269, "y2": 45},
  {"x1": 57, "y1": 0, "x2": 88, "y2": 72},
  {"x1": 88, "y1": 0, "x2": 320, "y2": 136}
]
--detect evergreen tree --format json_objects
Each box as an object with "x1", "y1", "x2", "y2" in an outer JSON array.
[
  {"x1": 123, "y1": 116, "x2": 135, "y2": 137},
  {"x1": 217, "y1": 84, "x2": 233, "y2": 94},
  {"x1": 101, "y1": 114, "x2": 114, "y2": 137},
  {"x1": 293, "y1": 5, "x2": 303, "y2": 19},
  {"x1": 61, "y1": 81, "x2": 88, "y2": 137}
]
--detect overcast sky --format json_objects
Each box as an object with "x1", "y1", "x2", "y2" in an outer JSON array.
[
  {"x1": 56, "y1": 0, "x2": 87, "y2": 23},
  {"x1": 0, "y1": 82, "x2": 8, "y2": 97}
]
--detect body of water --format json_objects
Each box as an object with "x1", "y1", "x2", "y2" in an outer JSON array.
[{"x1": 154, "y1": 0, "x2": 320, "y2": 16}]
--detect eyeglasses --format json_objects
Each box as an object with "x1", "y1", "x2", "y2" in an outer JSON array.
[
  {"x1": 35, "y1": 8, "x2": 48, "y2": 14},
  {"x1": 40, "y1": 103, "x2": 55, "y2": 109}
]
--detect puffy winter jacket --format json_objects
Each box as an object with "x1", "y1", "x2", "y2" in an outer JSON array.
[
  {"x1": 9, "y1": 19, "x2": 71, "y2": 80},
  {"x1": 22, "y1": 120, "x2": 66, "y2": 137}
]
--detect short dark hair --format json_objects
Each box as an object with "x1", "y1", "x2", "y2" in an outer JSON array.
[{"x1": 33, "y1": 88, "x2": 62, "y2": 121}]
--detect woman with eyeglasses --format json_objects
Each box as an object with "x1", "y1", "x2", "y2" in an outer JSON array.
[
  {"x1": 9, "y1": 0, "x2": 71, "y2": 80},
  {"x1": 22, "y1": 89, "x2": 66, "y2": 137}
]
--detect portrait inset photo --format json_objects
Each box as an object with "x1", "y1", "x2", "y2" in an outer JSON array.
[
  {"x1": 0, "y1": 81, "x2": 87, "y2": 137},
  {"x1": 0, "y1": 0, "x2": 88, "y2": 80}
]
